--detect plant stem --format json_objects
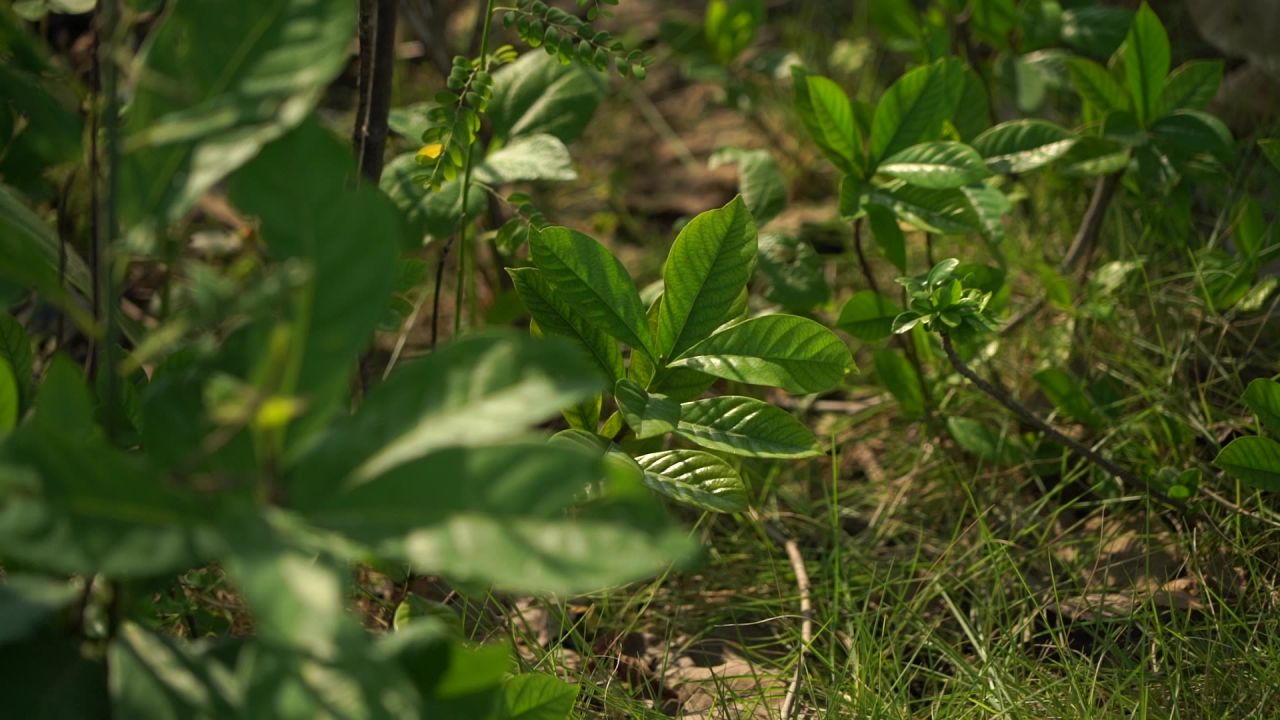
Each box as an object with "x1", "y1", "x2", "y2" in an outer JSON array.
[
  {"x1": 353, "y1": 0, "x2": 397, "y2": 182},
  {"x1": 1061, "y1": 171, "x2": 1122, "y2": 276},
  {"x1": 940, "y1": 333, "x2": 1141, "y2": 489},
  {"x1": 852, "y1": 218, "x2": 879, "y2": 294}
]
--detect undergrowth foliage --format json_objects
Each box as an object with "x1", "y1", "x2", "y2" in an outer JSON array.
[{"x1": 0, "y1": 0, "x2": 1278, "y2": 717}]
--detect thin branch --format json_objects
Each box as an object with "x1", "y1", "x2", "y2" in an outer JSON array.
[
  {"x1": 1061, "y1": 170, "x2": 1123, "y2": 276},
  {"x1": 940, "y1": 333, "x2": 1142, "y2": 490},
  {"x1": 851, "y1": 218, "x2": 880, "y2": 294},
  {"x1": 1001, "y1": 170, "x2": 1123, "y2": 334}
]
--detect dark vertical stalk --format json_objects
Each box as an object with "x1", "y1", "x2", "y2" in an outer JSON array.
[{"x1": 353, "y1": 0, "x2": 397, "y2": 182}]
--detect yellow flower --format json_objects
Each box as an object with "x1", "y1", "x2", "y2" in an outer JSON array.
[{"x1": 417, "y1": 143, "x2": 444, "y2": 162}]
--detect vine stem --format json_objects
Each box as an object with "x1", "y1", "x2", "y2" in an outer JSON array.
[{"x1": 939, "y1": 333, "x2": 1142, "y2": 489}]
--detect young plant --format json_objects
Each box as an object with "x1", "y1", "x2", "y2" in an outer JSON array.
[{"x1": 509, "y1": 196, "x2": 856, "y2": 513}]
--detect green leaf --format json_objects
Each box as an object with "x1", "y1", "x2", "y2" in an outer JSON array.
[
  {"x1": 0, "y1": 357, "x2": 214, "y2": 577},
  {"x1": 0, "y1": 358, "x2": 16, "y2": 434},
  {"x1": 635, "y1": 449, "x2": 748, "y2": 513},
  {"x1": 878, "y1": 141, "x2": 991, "y2": 189},
  {"x1": 961, "y1": 183, "x2": 1013, "y2": 244},
  {"x1": 120, "y1": 0, "x2": 355, "y2": 248},
  {"x1": 508, "y1": 267, "x2": 624, "y2": 386},
  {"x1": 615, "y1": 379, "x2": 681, "y2": 439},
  {"x1": 1123, "y1": 3, "x2": 1170, "y2": 127},
  {"x1": 670, "y1": 314, "x2": 854, "y2": 394},
  {"x1": 109, "y1": 622, "x2": 239, "y2": 719},
  {"x1": 1150, "y1": 110, "x2": 1234, "y2": 165},
  {"x1": 756, "y1": 233, "x2": 829, "y2": 310},
  {"x1": 489, "y1": 52, "x2": 605, "y2": 143},
  {"x1": 946, "y1": 417, "x2": 1020, "y2": 465},
  {"x1": 1158, "y1": 60, "x2": 1223, "y2": 117},
  {"x1": 1060, "y1": 6, "x2": 1133, "y2": 60},
  {"x1": 869, "y1": 58, "x2": 963, "y2": 164},
  {"x1": 531, "y1": 226, "x2": 655, "y2": 355},
  {"x1": 229, "y1": 119, "x2": 400, "y2": 439},
  {"x1": 1244, "y1": 379, "x2": 1280, "y2": 436},
  {"x1": 497, "y1": 673, "x2": 579, "y2": 720},
  {"x1": 709, "y1": 148, "x2": 787, "y2": 226},
  {"x1": 676, "y1": 396, "x2": 821, "y2": 458},
  {"x1": 475, "y1": 133, "x2": 578, "y2": 184},
  {"x1": 869, "y1": 0, "x2": 922, "y2": 51},
  {"x1": 971, "y1": 120, "x2": 1077, "y2": 174},
  {"x1": 1234, "y1": 197, "x2": 1266, "y2": 260},
  {"x1": 381, "y1": 155, "x2": 486, "y2": 245},
  {"x1": 1057, "y1": 136, "x2": 1131, "y2": 177},
  {"x1": 868, "y1": 182, "x2": 979, "y2": 235},
  {"x1": 1215, "y1": 436, "x2": 1280, "y2": 492},
  {"x1": 874, "y1": 347, "x2": 924, "y2": 418},
  {"x1": 837, "y1": 291, "x2": 901, "y2": 342},
  {"x1": 1066, "y1": 57, "x2": 1130, "y2": 115},
  {"x1": 0, "y1": 313, "x2": 33, "y2": 415},
  {"x1": 657, "y1": 196, "x2": 757, "y2": 359},
  {"x1": 951, "y1": 67, "x2": 991, "y2": 142},
  {"x1": 1033, "y1": 367, "x2": 1102, "y2": 428},
  {"x1": 1260, "y1": 139, "x2": 1280, "y2": 172},
  {"x1": 290, "y1": 332, "x2": 603, "y2": 493},
  {"x1": 792, "y1": 68, "x2": 863, "y2": 176},
  {"x1": 866, "y1": 203, "x2": 906, "y2": 272}
]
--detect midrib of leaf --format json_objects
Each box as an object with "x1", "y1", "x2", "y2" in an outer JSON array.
[{"x1": 666, "y1": 212, "x2": 749, "y2": 358}]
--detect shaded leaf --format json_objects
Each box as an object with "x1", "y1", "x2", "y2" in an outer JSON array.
[
  {"x1": 1123, "y1": 3, "x2": 1170, "y2": 127},
  {"x1": 874, "y1": 347, "x2": 924, "y2": 418},
  {"x1": 878, "y1": 141, "x2": 992, "y2": 189},
  {"x1": 837, "y1": 291, "x2": 900, "y2": 342},
  {"x1": 120, "y1": 0, "x2": 355, "y2": 248},
  {"x1": 489, "y1": 52, "x2": 605, "y2": 143},
  {"x1": 971, "y1": 119, "x2": 1077, "y2": 174},
  {"x1": 615, "y1": 379, "x2": 680, "y2": 439},
  {"x1": 710, "y1": 148, "x2": 787, "y2": 226}
]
